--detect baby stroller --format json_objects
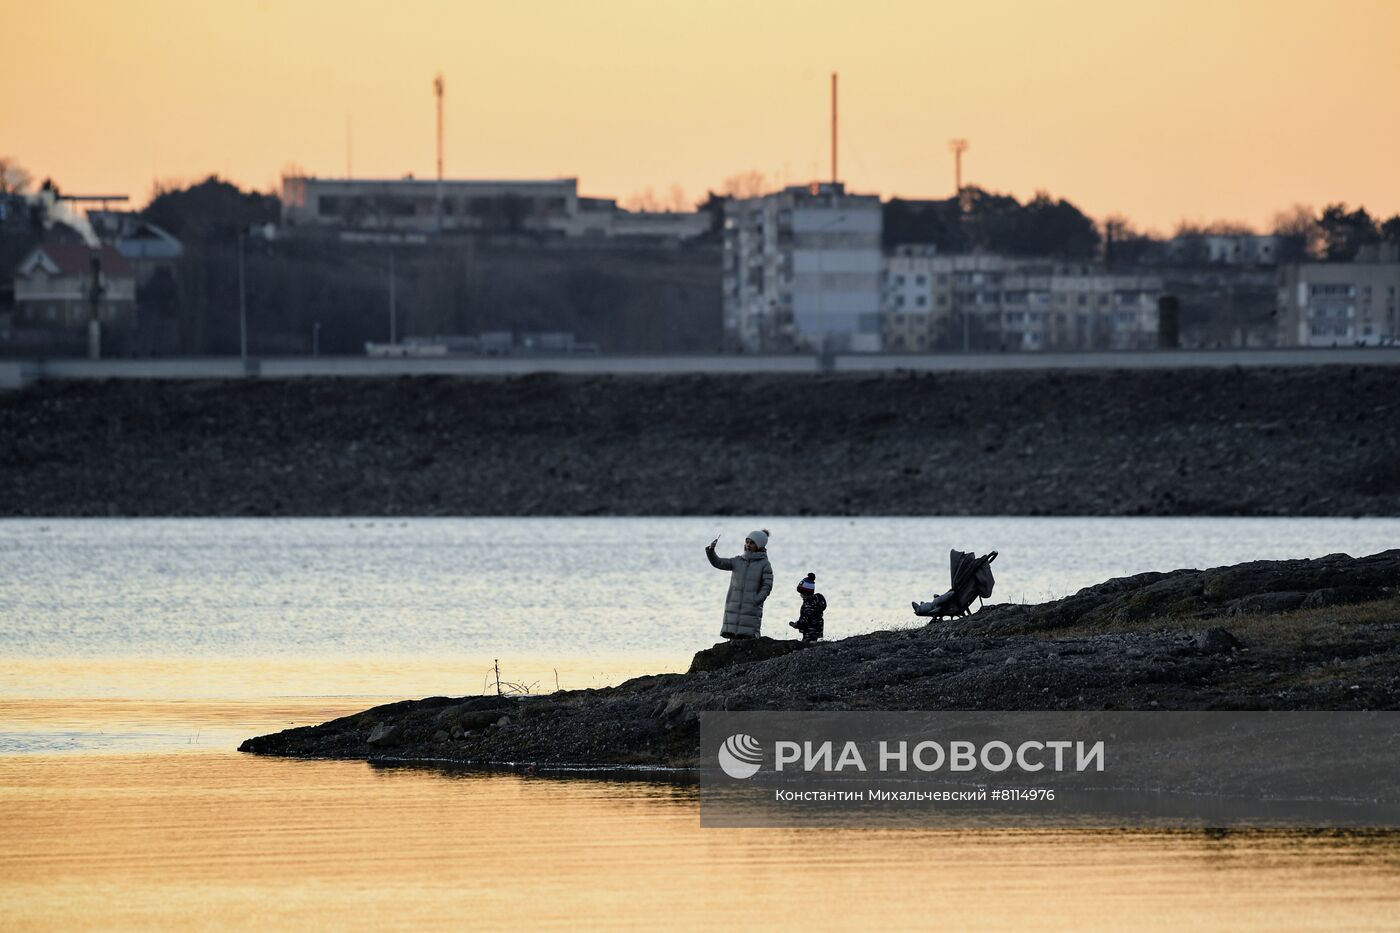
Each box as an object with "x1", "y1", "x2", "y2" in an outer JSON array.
[{"x1": 912, "y1": 549, "x2": 998, "y2": 619}]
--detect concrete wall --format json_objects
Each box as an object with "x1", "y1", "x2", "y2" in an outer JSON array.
[{"x1": 5, "y1": 347, "x2": 1400, "y2": 390}]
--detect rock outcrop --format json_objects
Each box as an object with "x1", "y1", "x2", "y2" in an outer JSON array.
[
  {"x1": 687, "y1": 637, "x2": 806, "y2": 673},
  {"x1": 240, "y1": 550, "x2": 1400, "y2": 769}
]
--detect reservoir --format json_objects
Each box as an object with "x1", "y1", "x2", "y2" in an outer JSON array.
[{"x1": 4, "y1": 517, "x2": 1399, "y2": 928}]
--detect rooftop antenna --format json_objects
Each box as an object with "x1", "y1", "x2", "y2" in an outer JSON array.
[
  {"x1": 57, "y1": 193, "x2": 129, "y2": 212},
  {"x1": 949, "y1": 138, "x2": 969, "y2": 195},
  {"x1": 830, "y1": 72, "x2": 839, "y2": 186},
  {"x1": 434, "y1": 72, "x2": 445, "y2": 229}
]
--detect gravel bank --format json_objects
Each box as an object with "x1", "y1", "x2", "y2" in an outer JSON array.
[{"x1": 3, "y1": 366, "x2": 1398, "y2": 516}]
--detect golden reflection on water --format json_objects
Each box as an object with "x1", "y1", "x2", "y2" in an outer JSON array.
[
  {"x1": 0, "y1": 656, "x2": 679, "y2": 701},
  {"x1": 4, "y1": 752, "x2": 1400, "y2": 932},
  {"x1": 3, "y1": 670, "x2": 1400, "y2": 930}
]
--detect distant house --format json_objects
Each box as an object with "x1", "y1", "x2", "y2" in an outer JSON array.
[
  {"x1": 12, "y1": 243, "x2": 136, "y2": 328},
  {"x1": 87, "y1": 210, "x2": 183, "y2": 282}
]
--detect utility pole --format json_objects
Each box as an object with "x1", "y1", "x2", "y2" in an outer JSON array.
[
  {"x1": 434, "y1": 73, "x2": 445, "y2": 231},
  {"x1": 238, "y1": 230, "x2": 247, "y2": 361},
  {"x1": 388, "y1": 251, "x2": 398, "y2": 344},
  {"x1": 86, "y1": 251, "x2": 104, "y2": 360},
  {"x1": 949, "y1": 138, "x2": 969, "y2": 195},
  {"x1": 56, "y1": 193, "x2": 129, "y2": 361},
  {"x1": 830, "y1": 72, "x2": 839, "y2": 185}
]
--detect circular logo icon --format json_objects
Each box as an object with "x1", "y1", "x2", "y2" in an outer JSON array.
[{"x1": 718, "y1": 733, "x2": 763, "y2": 779}]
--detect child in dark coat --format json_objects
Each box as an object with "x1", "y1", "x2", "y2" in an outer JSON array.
[{"x1": 788, "y1": 572, "x2": 826, "y2": 643}]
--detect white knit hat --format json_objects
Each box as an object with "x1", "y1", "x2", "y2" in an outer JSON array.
[{"x1": 746, "y1": 529, "x2": 769, "y2": 548}]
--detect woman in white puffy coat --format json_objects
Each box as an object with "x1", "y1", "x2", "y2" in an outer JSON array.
[{"x1": 705, "y1": 529, "x2": 774, "y2": 640}]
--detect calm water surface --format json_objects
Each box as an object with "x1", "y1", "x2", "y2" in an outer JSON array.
[
  {"x1": 3, "y1": 517, "x2": 1398, "y2": 928},
  {"x1": 5, "y1": 753, "x2": 1400, "y2": 931},
  {"x1": 4, "y1": 516, "x2": 1398, "y2": 694}
]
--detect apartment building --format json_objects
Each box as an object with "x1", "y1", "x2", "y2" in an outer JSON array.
[
  {"x1": 722, "y1": 182, "x2": 883, "y2": 352},
  {"x1": 881, "y1": 248, "x2": 1163, "y2": 351},
  {"x1": 1276, "y1": 245, "x2": 1400, "y2": 346}
]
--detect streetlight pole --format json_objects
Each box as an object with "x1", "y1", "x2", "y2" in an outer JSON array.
[
  {"x1": 388, "y1": 251, "x2": 397, "y2": 344},
  {"x1": 86, "y1": 251, "x2": 105, "y2": 361},
  {"x1": 237, "y1": 230, "x2": 247, "y2": 361}
]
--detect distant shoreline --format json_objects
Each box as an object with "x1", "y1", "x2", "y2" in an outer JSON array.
[{"x1": 3, "y1": 366, "x2": 1397, "y2": 517}]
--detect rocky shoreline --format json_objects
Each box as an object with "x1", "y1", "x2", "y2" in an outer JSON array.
[
  {"x1": 240, "y1": 549, "x2": 1400, "y2": 769},
  {"x1": 3, "y1": 365, "x2": 1398, "y2": 516}
]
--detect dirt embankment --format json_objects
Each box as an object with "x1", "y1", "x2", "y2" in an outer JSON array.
[
  {"x1": 239, "y1": 550, "x2": 1400, "y2": 769},
  {"x1": 3, "y1": 366, "x2": 1398, "y2": 516}
]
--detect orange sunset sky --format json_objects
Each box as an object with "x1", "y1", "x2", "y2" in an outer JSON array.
[{"x1": 5, "y1": 0, "x2": 1398, "y2": 232}]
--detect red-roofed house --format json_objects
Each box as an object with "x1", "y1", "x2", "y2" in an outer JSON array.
[{"x1": 13, "y1": 242, "x2": 136, "y2": 328}]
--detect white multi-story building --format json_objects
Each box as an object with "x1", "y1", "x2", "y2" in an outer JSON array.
[
  {"x1": 281, "y1": 175, "x2": 707, "y2": 241},
  {"x1": 1168, "y1": 233, "x2": 1282, "y2": 266},
  {"x1": 1276, "y1": 245, "x2": 1400, "y2": 346},
  {"x1": 881, "y1": 247, "x2": 1163, "y2": 351},
  {"x1": 723, "y1": 183, "x2": 882, "y2": 352}
]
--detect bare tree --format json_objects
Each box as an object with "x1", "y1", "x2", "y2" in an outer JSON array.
[
  {"x1": 621, "y1": 187, "x2": 663, "y2": 211},
  {"x1": 0, "y1": 156, "x2": 32, "y2": 195},
  {"x1": 1271, "y1": 204, "x2": 1320, "y2": 261},
  {"x1": 622, "y1": 184, "x2": 691, "y2": 213},
  {"x1": 1102, "y1": 213, "x2": 1136, "y2": 240},
  {"x1": 1271, "y1": 204, "x2": 1316, "y2": 237},
  {"x1": 1203, "y1": 220, "x2": 1256, "y2": 236},
  {"x1": 1170, "y1": 221, "x2": 1209, "y2": 264},
  {"x1": 666, "y1": 183, "x2": 688, "y2": 213},
  {"x1": 1101, "y1": 213, "x2": 1162, "y2": 267},
  {"x1": 719, "y1": 170, "x2": 769, "y2": 200}
]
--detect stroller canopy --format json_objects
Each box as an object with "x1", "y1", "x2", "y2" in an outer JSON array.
[
  {"x1": 913, "y1": 549, "x2": 998, "y2": 619},
  {"x1": 950, "y1": 549, "x2": 996, "y2": 601}
]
